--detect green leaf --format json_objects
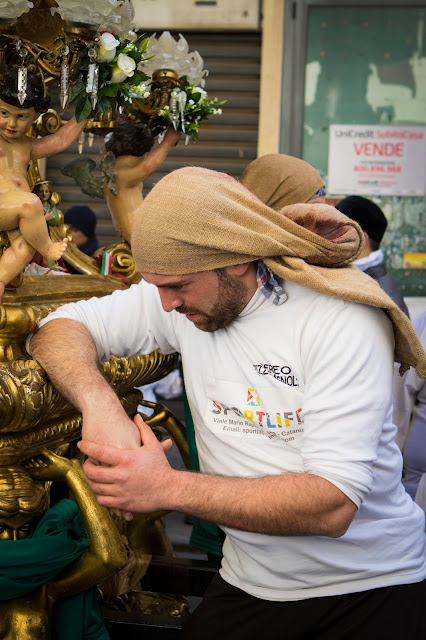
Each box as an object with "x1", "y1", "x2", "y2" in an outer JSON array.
[
  {"x1": 68, "y1": 81, "x2": 85, "y2": 104},
  {"x1": 125, "y1": 50, "x2": 141, "y2": 63},
  {"x1": 75, "y1": 96, "x2": 93, "y2": 122},
  {"x1": 97, "y1": 95, "x2": 113, "y2": 115},
  {"x1": 99, "y1": 66, "x2": 111, "y2": 83},
  {"x1": 103, "y1": 84, "x2": 121, "y2": 97},
  {"x1": 137, "y1": 36, "x2": 150, "y2": 53},
  {"x1": 126, "y1": 71, "x2": 144, "y2": 86}
]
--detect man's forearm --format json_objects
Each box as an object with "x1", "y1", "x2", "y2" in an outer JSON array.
[
  {"x1": 81, "y1": 420, "x2": 358, "y2": 538},
  {"x1": 30, "y1": 318, "x2": 105, "y2": 411},
  {"x1": 29, "y1": 318, "x2": 140, "y2": 447},
  {"x1": 166, "y1": 469, "x2": 357, "y2": 537}
]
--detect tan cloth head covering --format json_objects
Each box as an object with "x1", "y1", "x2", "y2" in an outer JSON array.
[
  {"x1": 241, "y1": 153, "x2": 325, "y2": 209},
  {"x1": 133, "y1": 167, "x2": 425, "y2": 377}
]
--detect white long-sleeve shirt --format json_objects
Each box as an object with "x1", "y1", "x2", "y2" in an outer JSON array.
[{"x1": 39, "y1": 279, "x2": 426, "y2": 601}]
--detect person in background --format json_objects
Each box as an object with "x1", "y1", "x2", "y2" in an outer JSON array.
[
  {"x1": 240, "y1": 153, "x2": 327, "y2": 207},
  {"x1": 335, "y1": 195, "x2": 409, "y2": 316},
  {"x1": 64, "y1": 206, "x2": 99, "y2": 256},
  {"x1": 393, "y1": 311, "x2": 426, "y2": 513}
]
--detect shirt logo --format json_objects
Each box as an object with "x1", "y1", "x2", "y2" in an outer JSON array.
[
  {"x1": 253, "y1": 363, "x2": 299, "y2": 387},
  {"x1": 212, "y1": 387, "x2": 303, "y2": 430}
]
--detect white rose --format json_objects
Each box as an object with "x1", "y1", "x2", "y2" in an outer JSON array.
[
  {"x1": 97, "y1": 32, "x2": 120, "y2": 63},
  {"x1": 193, "y1": 87, "x2": 207, "y2": 98},
  {"x1": 110, "y1": 53, "x2": 136, "y2": 83}
]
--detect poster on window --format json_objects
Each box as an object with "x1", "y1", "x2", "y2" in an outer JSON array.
[{"x1": 328, "y1": 125, "x2": 426, "y2": 196}]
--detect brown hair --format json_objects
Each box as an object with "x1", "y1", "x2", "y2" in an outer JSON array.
[
  {"x1": 0, "y1": 68, "x2": 50, "y2": 114},
  {"x1": 105, "y1": 122, "x2": 155, "y2": 157}
]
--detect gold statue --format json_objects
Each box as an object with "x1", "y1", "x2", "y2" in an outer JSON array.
[
  {"x1": 0, "y1": 448, "x2": 127, "y2": 639},
  {"x1": 0, "y1": 68, "x2": 88, "y2": 299}
]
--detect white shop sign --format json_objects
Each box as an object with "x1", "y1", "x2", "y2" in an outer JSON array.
[{"x1": 328, "y1": 125, "x2": 426, "y2": 196}]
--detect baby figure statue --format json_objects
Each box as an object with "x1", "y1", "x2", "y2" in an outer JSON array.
[
  {"x1": 0, "y1": 68, "x2": 88, "y2": 300},
  {"x1": 32, "y1": 180, "x2": 62, "y2": 227}
]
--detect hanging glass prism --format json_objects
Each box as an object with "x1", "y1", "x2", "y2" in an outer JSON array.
[
  {"x1": 78, "y1": 131, "x2": 85, "y2": 155},
  {"x1": 17, "y1": 42, "x2": 28, "y2": 105},
  {"x1": 86, "y1": 63, "x2": 97, "y2": 94},
  {"x1": 169, "y1": 88, "x2": 180, "y2": 131},
  {"x1": 88, "y1": 132, "x2": 95, "y2": 148},
  {"x1": 177, "y1": 90, "x2": 187, "y2": 134},
  {"x1": 59, "y1": 44, "x2": 70, "y2": 109},
  {"x1": 90, "y1": 64, "x2": 99, "y2": 110},
  {"x1": 17, "y1": 66, "x2": 27, "y2": 105}
]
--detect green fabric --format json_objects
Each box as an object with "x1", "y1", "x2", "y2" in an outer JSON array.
[
  {"x1": 183, "y1": 387, "x2": 223, "y2": 557},
  {"x1": 0, "y1": 499, "x2": 109, "y2": 640}
]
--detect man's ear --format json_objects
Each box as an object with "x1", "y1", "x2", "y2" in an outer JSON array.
[{"x1": 224, "y1": 262, "x2": 254, "y2": 277}]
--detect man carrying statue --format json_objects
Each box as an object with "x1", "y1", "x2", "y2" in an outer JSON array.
[{"x1": 30, "y1": 166, "x2": 426, "y2": 639}]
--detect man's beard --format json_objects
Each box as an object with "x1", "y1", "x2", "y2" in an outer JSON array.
[{"x1": 177, "y1": 269, "x2": 249, "y2": 332}]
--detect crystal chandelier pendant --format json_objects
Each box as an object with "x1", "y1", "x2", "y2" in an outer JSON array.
[
  {"x1": 177, "y1": 91, "x2": 187, "y2": 134},
  {"x1": 17, "y1": 66, "x2": 28, "y2": 105},
  {"x1": 78, "y1": 131, "x2": 85, "y2": 154},
  {"x1": 17, "y1": 42, "x2": 28, "y2": 105},
  {"x1": 170, "y1": 88, "x2": 180, "y2": 131},
  {"x1": 90, "y1": 64, "x2": 99, "y2": 110},
  {"x1": 86, "y1": 62, "x2": 97, "y2": 93},
  {"x1": 88, "y1": 132, "x2": 94, "y2": 147},
  {"x1": 59, "y1": 45, "x2": 70, "y2": 109},
  {"x1": 86, "y1": 47, "x2": 98, "y2": 94}
]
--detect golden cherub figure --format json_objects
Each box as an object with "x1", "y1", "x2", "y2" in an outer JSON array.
[
  {"x1": 0, "y1": 68, "x2": 88, "y2": 300},
  {"x1": 0, "y1": 448, "x2": 127, "y2": 639}
]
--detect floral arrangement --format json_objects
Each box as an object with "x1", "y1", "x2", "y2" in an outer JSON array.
[
  {"x1": 131, "y1": 76, "x2": 225, "y2": 143},
  {"x1": 70, "y1": 31, "x2": 151, "y2": 122}
]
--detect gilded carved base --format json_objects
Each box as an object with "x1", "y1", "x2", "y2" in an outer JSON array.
[{"x1": 0, "y1": 269, "x2": 186, "y2": 631}]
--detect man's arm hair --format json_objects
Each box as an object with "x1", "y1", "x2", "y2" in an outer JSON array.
[
  {"x1": 29, "y1": 319, "x2": 140, "y2": 448},
  {"x1": 81, "y1": 418, "x2": 358, "y2": 538}
]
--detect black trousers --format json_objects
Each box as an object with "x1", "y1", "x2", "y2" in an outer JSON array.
[{"x1": 182, "y1": 573, "x2": 426, "y2": 640}]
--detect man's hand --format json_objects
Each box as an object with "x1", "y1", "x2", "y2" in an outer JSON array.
[{"x1": 78, "y1": 414, "x2": 174, "y2": 515}]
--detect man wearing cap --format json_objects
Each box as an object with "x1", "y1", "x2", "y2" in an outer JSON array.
[
  {"x1": 64, "y1": 205, "x2": 99, "y2": 256},
  {"x1": 335, "y1": 195, "x2": 409, "y2": 316},
  {"x1": 30, "y1": 168, "x2": 426, "y2": 639}
]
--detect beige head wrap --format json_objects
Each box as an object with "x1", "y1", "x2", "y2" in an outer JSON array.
[
  {"x1": 133, "y1": 167, "x2": 425, "y2": 377},
  {"x1": 241, "y1": 153, "x2": 325, "y2": 209}
]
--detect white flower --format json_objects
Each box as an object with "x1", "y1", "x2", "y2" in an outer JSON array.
[
  {"x1": 97, "y1": 32, "x2": 120, "y2": 63},
  {"x1": 214, "y1": 108, "x2": 222, "y2": 115},
  {"x1": 143, "y1": 91, "x2": 150, "y2": 98},
  {"x1": 192, "y1": 87, "x2": 207, "y2": 98},
  {"x1": 188, "y1": 99, "x2": 195, "y2": 106},
  {"x1": 110, "y1": 52, "x2": 136, "y2": 83}
]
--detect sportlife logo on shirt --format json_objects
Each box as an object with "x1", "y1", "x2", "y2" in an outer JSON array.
[
  {"x1": 211, "y1": 387, "x2": 303, "y2": 431},
  {"x1": 252, "y1": 363, "x2": 299, "y2": 387}
]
